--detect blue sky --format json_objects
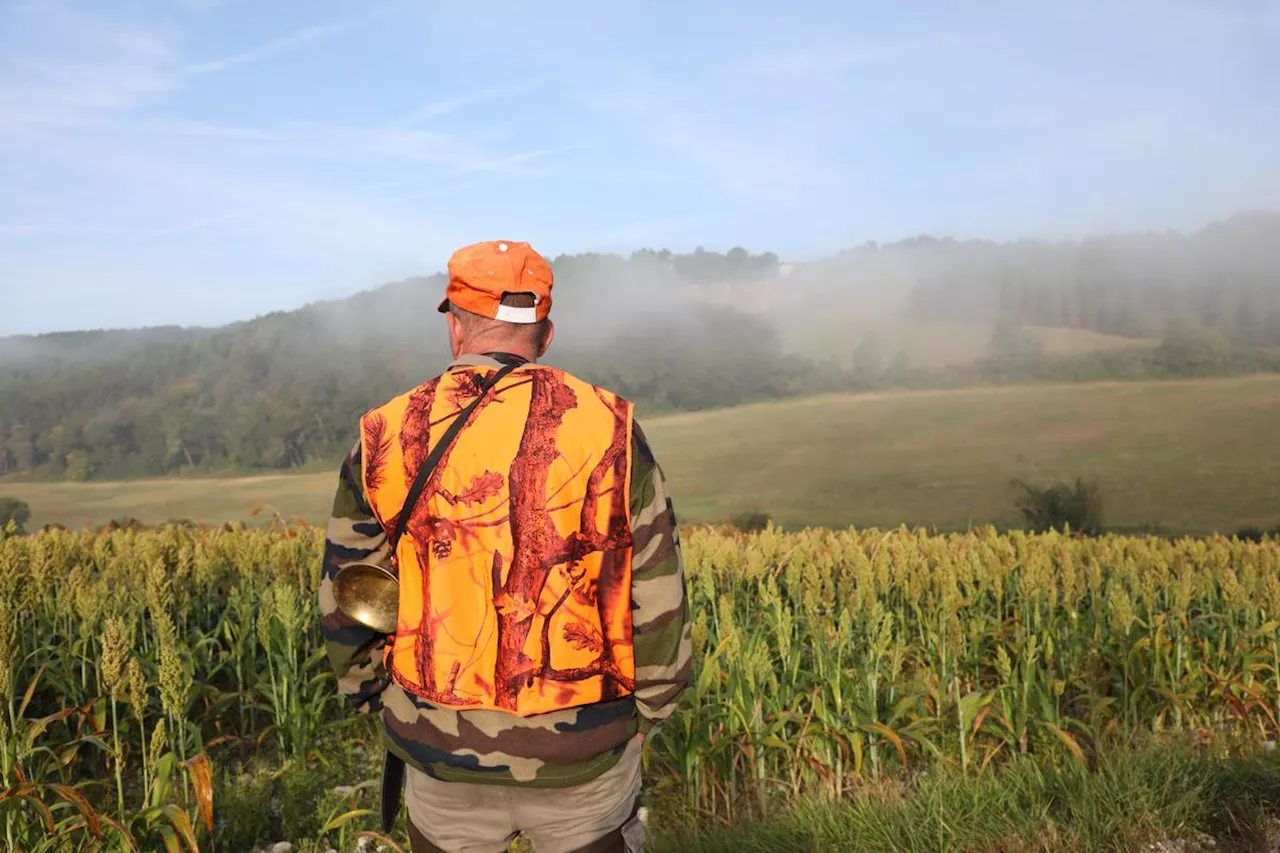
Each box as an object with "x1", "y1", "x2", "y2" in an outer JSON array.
[{"x1": 2, "y1": 0, "x2": 1278, "y2": 336}]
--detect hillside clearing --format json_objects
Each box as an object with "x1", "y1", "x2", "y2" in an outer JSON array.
[{"x1": 780, "y1": 318, "x2": 1156, "y2": 368}]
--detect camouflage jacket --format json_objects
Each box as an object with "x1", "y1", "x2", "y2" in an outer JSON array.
[{"x1": 319, "y1": 353, "x2": 692, "y2": 787}]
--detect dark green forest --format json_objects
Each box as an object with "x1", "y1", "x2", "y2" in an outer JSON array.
[{"x1": 2, "y1": 213, "x2": 1278, "y2": 481}]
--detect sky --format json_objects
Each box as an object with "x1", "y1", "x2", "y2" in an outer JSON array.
[{"x1": 1, "y1": 0, "x2": 1278, "y2": 336}]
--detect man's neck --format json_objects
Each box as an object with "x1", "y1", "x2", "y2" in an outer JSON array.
[
  {"x1": 481, "y1": 350, "x2": 532, "y2": 365},
  {"x1": 454, "y1": 348, "x2": 535, "y2": 365}
]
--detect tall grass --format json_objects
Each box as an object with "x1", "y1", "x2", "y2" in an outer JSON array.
[
  {"x1": 653, "y1": 735, "x2": 1280, "y2": 853},
  {"x1": 0, "y1": 520, "x2": 1278, "y2": 849}
]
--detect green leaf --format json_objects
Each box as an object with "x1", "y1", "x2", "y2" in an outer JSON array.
[
  {"x1": 861, "y1": 721, "x2": 908, "y2": 769},
  {"x1": 49, "y1": 782, "x2": 102, "y2": 837},
  {"x1": 18, "y1": 663, "x2": 48, "y2": 720},
  {"x1": 849, "y1": 731, "x2": 864, "y2": 778},
  {"x1": 159, "y1": 804, "x2": 200, "y2": 852},
  {"x1": 25, "y1": 708, "x2": 75, "y2": 751},
  {"x1": 156, "y1": 824, "x2": 183, "y2": 853},
  {"x1": 355, "y1": 830, "x2": 408, "y2": 853},
  {"x1": 57, "y1": 743, "x2": 81, "y2": 768},
  {"x1": 150, "y1": 752, "x2": 177, "y2": 809},
  {"x1": 2, "y1": 788, "x2": 56, "y2": 832},
  {"x1": 321, "y1": 807, "x2": 376, "y2": 832},
  {"x1": 100, "y1": 815, "x2": 141, "y2": 851},
  {"x1": 958, "y1": 690, "x2": 993, "y2": 730},
  {"x1": 1041, "y1": 720, "x2": 1087, "y2": 766},
  {"x1": 90, "y1": 697, "x2": 108, "y2": 734}
]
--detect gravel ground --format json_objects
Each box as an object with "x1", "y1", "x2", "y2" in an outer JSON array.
[{"x1": 1145, "y1": 819, "x2": 1280, "y2": 853}]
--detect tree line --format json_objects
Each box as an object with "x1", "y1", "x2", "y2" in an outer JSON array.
[
  {"x1": 2, "y1": 219, "x2": 1279, "y2": 482},
  {"x1": 898, "y1": 211, "x2": 1280, "y2": 346}
]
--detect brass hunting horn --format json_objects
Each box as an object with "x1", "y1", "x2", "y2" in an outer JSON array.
[{"x1": 332, "y1": 560, "x2": 400, "y2": 634}]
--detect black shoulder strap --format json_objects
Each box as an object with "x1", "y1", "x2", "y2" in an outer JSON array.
[{"x1": 388, "y1": 361, "x2": 521, "y2": 554}]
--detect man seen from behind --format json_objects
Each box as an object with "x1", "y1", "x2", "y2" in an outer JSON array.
[{"x1": 320, "y1": 240, "x2": 692, "y2": 853}]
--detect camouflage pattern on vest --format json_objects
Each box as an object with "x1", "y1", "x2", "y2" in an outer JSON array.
[
  {"x1": 320, "y1": 354, "x2": 691, "y2": 787},
  {"x1": 361, "y1": 363, "x2": 638, "y2": 717}
]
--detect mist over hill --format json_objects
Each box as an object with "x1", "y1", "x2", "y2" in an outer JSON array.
[{"x1": 2, "y1": 212, "x2": 1279, "y2": 481}]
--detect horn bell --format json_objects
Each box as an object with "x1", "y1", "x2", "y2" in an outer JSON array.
[{"x1": 333, "y1": 561, "x2": 400, "y2": 634}]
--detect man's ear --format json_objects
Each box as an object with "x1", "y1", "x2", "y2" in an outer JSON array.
[
  {"x1": 538, "y1": 320, "x2": 555, "y2": 357},
  {"x1": 446, "y1": 312, "x2": 464, "y2": 358}
]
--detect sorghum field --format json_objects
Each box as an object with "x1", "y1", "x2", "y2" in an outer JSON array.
[{"x1": 4, "y1": 521, "x2": 1280, "y2": 852}]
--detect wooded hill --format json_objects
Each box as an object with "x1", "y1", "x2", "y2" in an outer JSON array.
[{"x1": 2, "y1": 212, "x2": 1278, "y2": 481}]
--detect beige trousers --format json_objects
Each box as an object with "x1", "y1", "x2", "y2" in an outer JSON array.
[{"x1": 404, "y1": 736, "x2": 646, "y2": 853}]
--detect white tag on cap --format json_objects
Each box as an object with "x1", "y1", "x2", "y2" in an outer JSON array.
[{"x1": 495, "y1": 304, "x2": 539, "y2": 323}]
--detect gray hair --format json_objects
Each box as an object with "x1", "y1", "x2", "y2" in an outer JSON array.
[{"x1": 448, "y1": 292, "x2": 549, "y2": 347}]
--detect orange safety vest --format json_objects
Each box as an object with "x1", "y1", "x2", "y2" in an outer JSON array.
[{"x1": 360, "y1": 363, "x2": 636, "y2": 716}]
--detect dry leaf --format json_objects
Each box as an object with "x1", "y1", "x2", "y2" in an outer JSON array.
[
  {"x1": 457, "y1": 471, "x2": 504, "y2": 506},
  {"x1": 495, "y1": 592, "x2": 536, "y2": 622},
  {"x1": 563, "y1": 623, "x2": 603, "y2": 653}
]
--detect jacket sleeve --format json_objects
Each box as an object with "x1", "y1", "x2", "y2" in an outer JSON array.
[
  {"x1": 319, "y1": 438, "x2": 394, "y2": 713},
  {"x1": 628, "y1": 420, "x2": 693, "y2": 734}
]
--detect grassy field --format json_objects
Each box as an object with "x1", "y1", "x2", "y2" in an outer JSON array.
[
  {"x1": 5, "y1": 375, "x2": 1279, "y2": 534},
  {"x1": 779, "y1": 318, "x2": 1156, "y2": 368},
  {"x1": 665, "y1": 741, "x2": 1280, "y2": 853}
]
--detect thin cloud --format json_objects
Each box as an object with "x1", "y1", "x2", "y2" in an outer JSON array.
[
  {"x1": 463, "y1": 145, "x2": 577, "y2": 174},
  {"x1": 728, "y1": 41, "x2": 928, "y2": 82},
  {"x1": 0, "y1": 223, "x2": 129, "y2": 238},
  {"x1": 6, "y1": 56, "x2": 175, "y2": 110},
  {"x1": 374, "y1": 152, "x2": 569, "y2": 202},
  {"x1": 0, "y1": 3, "x2": 178, "y2": 128},
  {"x1": 580, "y1": 80, "x2": 847, "y2": 200},
  {"x1": 35, "y1": 134, "x2": 464, "y2": 256},
  {"x1": 648, "y1": 112, "x2": 845, "y2": 196},
  {"x1": 183, "y1": 21, "x2": 347, "y2": 74},
  {"x1": 134, "y1": 115, "x2": 571, "y2": 178},
  {"x1": 141, "y1": 118, "x2": 280, "y2": 141},
  {"x1": 138, "y1": 212, "x2": 242, "y2": 239},
  {"x1": 389, "y1": 82, "x2": 536, "y2": 128},
  {"x1": 0, "y1": 216, "x2": 238, "y2": 242}
]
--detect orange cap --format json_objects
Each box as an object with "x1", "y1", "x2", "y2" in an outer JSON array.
[{"x1": 437, "y1": 240, "x2": 553, "y2": 324}]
